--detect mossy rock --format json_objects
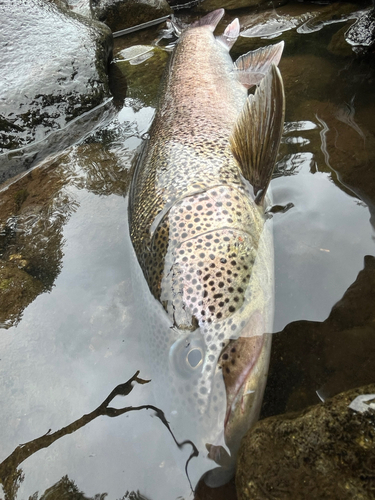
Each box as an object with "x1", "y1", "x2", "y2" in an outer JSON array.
[{"x1": 237, "y1": 384, "x2": 375, "y2": 500}]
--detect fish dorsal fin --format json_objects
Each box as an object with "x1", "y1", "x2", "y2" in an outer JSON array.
[
  {"x1": 216, "y1": 18, "x2": 240, "y2": 50},
  {"x1": 235, "y1": 41, "x2": 284, "y2": 89},
  {"x1": 230, "y1": 64, "x2": 285, "y2": 205},
  {"x1": 191, "y1": 8, "x2": 224, "y2": 32}
]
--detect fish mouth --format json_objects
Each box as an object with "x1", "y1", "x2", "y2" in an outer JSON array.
[
  {"x1": 219, "y1": 311, "x2": 267, "y2": 445},
  {"x1": 223, "y1": 334, "x2": 265, "y2": 432}
]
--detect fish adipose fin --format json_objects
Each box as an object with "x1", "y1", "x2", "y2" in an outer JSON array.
[
  {"x1": 191, "y1": 8, "x2": 224, "y2": 32},
  {"x1": 230, "y1": 64, "x2": 285, "y2": 205},
  {"x1": 235, "y1": 41, "x2": 284, "y2": 89},
  {"x1": 217, "y1": 18, "x2": 240, "y2": 50}
]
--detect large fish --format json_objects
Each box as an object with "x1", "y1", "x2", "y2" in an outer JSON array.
[{"x1": 128, "y1": 8, "x2": 285, "y2": 487}]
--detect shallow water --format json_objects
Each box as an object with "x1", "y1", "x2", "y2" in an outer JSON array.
[{"x1": 1, "y1": 3, "x2": 375, "y2": 500}]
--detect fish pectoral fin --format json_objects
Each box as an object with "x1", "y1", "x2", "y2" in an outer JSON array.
[
  {"x1": 234, "y1": 41, "x2": 284, "y2": 89},
  {"x1": 230, "y1": 64, "x2": 285, "y2": 205},
  {"x1": 216, "y1": 18, "x2": 240, "y2": 50},
  {"x1": 191, "y1": 8, "x2": 224, "y2": 32}
]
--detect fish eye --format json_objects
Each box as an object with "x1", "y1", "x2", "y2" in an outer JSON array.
[
  {"x1": 187, "y1": 348, "x2": 203, "y2": 368},
  {"x1": 169, "y1": 331, "x2": 206, "y2": 379}
]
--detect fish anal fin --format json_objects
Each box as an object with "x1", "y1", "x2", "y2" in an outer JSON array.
[
  {"x1": 235, "y1": 70, "x2": 264, "y2": 89},
  {"x1": 191, "y1": 9, "x2": 224, "y2": 32},
  {"x1": 230, "y1": 64, "x2": 285, "y2": 205},
  {"x1": 235, "y1": 41, "x2": 284, "y2": 89},
  {"x1": 217, "y1": 18, "x2": 240, "y2": 50}
]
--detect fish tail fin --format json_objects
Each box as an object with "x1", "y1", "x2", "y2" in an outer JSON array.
[
  {"x1": 191, "y1": 8, "x2": 225, "y2": 32},
  {"x1": 235, "y1": 41, "x2": 284, "y2": 89},
  {"x1": 230, "y1": 64, "x2": 285, "y2": 205},
  {"x1": 216, "y1": 18, "x2": 240, "y2": 50}
]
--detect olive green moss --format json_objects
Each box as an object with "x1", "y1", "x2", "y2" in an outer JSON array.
[{"x1": 116, "y1": 47, "x2": 169, "y2": 107}]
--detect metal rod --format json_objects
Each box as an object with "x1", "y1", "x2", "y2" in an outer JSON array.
[{"x1": 112, "y1": 15, "x2": 172, "y2": 38}]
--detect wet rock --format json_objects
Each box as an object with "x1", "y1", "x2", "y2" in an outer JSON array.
[
  {"x1": 0, "y1": 0, "x2": 112, "y2": 182},
  {"x1": 262, "y1": 255, "x2": 375, "y2": 418},
  {"x1": 91, "y1": 0, "x2": 172, "y2": 32},
  {"x1": 236, "y1": 384, "x2": 375, "y2": 500},
  {"x1": 345, "y1": 6, "x2": 375, "y2": 54}
]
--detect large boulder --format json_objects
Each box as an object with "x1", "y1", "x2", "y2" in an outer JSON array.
[
  {"x1": 0, "y1": 0, "x2": 113, "y2": 182},
  {"x1": 237, "y1": 384, "x2": 375, "y2": 500}
]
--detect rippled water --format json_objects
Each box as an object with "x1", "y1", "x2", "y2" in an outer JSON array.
[{"x1": 1, "y1": 3, "x2": 374, "y2": 500}]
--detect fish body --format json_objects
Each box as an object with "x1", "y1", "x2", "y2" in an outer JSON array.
[{"x1": 129, "y1": 9, "x2": 284, "y2": 486}]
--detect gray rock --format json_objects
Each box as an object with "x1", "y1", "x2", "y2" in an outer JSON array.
[
  {"x1": 237, "y1": 384, "x2": 375, "y2": 500},
  {"x1": 346, "y1": 7, "x2": 375, "y2": 50},
  {"x1": 0, "y1": 0, "x2": 113, "y2": 182},
  {"x1": 91, "y1": 0, "x2": 172, "y2": 32}
]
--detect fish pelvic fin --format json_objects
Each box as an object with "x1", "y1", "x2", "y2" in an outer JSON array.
[
  {"x1": 235, "y1": 41, "x2": 284, "y2": 89},
  {"x1": 216, "y1": 18, "x2": 240, "y2": 50},
  {"x1": 230, "y1": 64, "x2": 285, "y2": 205},
  {"x1": 191, "y1": 9, "x2": 225, "y2": 32}
]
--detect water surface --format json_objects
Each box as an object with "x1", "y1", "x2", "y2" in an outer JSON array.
[{"x1": 1, "y1": 3, "x2": 374, "y2": 499}]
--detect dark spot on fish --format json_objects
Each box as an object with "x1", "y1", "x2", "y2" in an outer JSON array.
[
  {"x1": 213, "y1": 293, "x2": 223, "y2": 299},
  {"x1": 231, "y1": 347, "x2": 236, "y2": 353},
  {"x1": 222, "y1": 353, "x2": 229, "y2": 360},
  {"x1": 197, "y1": 205, "x2": 203, "y2": 210},
  {"x1": 226, "y1": 368, "x2": 230, "y2": 374},
  {"x1": 203, "y1": 290, "x2": 208, "y2": 298},
  {"x1": 217, "y1": 312, "x2": 222, "y2": 319},
  {"x1": 229, "y1": 306, "x2": 235, "y2": 313},
  {"x1": 234, "y1": 296, "x2": 239, "y2": 302},
  {"x1": 218, "y1": 282, "x2": 224, "y2": 288},
  {"x1": 228, "y1": 287, "x2": 234, "y2": 293}
]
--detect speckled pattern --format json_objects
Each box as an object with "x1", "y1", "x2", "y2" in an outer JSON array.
[
  {"x1": 128, "y1": 16, "x2": 276, "y2": 437},
  {"x1": 129, "y1": 25, "x2": 266, "y2": 330}
]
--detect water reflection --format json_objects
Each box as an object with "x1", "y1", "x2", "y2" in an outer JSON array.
[
  {"x1": 0, "y1": 371, "x2": 190, "y2": 500},
  {"x1": 263, "y1": 254, "x2": 375, "y2": 418}
]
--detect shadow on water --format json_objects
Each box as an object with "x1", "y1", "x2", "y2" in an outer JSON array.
[{"x1": 263, "y1": 254, "x2": 375, "y2": 419}]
